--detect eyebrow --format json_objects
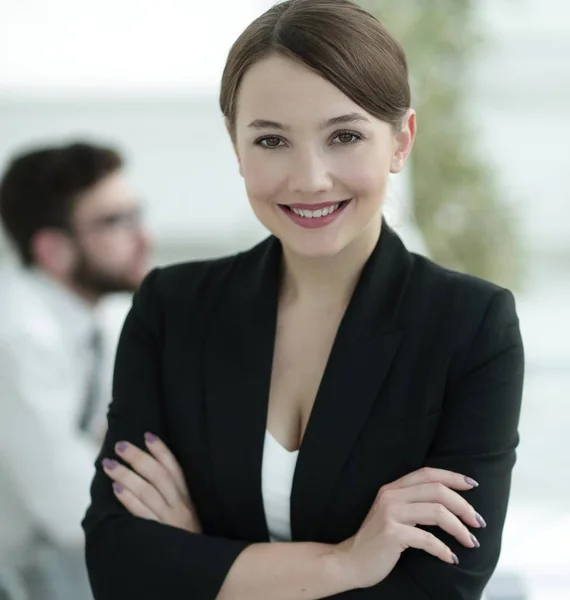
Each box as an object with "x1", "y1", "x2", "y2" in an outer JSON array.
[{"x1": 247, "y1": 112, "x2": 370, "y2": 131}]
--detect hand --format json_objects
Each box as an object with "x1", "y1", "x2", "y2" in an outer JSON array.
[
  {"x1": 334, "y1": 467, "x2": 485, "y2": 589},
  {"x1": 102, "y1": 432, "x2": 202, "y2": 534}
]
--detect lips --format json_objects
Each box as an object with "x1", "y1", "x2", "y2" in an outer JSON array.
[
  {"x1": 280, "y1": 199, "x2": 351, "y2": 219},
  {"x1": 278, "y1": 199, "x2": 352, "y2": 229}
]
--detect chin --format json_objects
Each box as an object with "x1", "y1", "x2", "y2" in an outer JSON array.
[{"x1": 281, "y1": 233, "x2": 349, "y2": 260}]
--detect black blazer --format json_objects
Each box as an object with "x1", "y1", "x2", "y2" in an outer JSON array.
[{"x1": 82, "y1": 223, "x2": 524, "y2": 599}]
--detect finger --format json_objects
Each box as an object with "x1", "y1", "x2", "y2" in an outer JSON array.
[
  {"x1": 390, "y1": 482, "x2": 483, "y2": 530},
  {"x1": 399, "y1": 524, "x2": 459, "y2": 565},
  {"x1": 143, "y1": 433, "x2": 190, "y2": 501},
  {"x1": 383, "y1": 467, "x2": 478, "y2": 493},
  {"x1": 114, "y1": 441, "x2": 181, "y2": 508},
  {"x1": 397, "y1": 503, "x2": 479, "y2": 549},
  {"x1": 112, "y1": 481, "x2": 161, "y2": 522},
  {"x1": 102, "y1": 457, "x2": 172, "y2": 522}
]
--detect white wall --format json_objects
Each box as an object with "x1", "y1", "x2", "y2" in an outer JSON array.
[{"x1": 0, "y1": 0, "x2": 268, "y2": 94}]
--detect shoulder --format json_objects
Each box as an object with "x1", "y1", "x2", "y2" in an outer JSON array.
[
  {"x1": 410, "y1": 252, "x2": 506, "y2": 302},
  {"x1": 0, "y1": 308, "x2": 65, "y2": 382},
  {"x1": 0, "y1": 265, "x2": 62, "y2": 348},
  {"x1": 407, "y1": 252, "x2": 517, "y2": 325},
  {"x1": 154, "y1": 253, "x2": 239, "y2": 303},
  {"x1": 403, "y1": 253, "x2": 521, "y2": 371},
  {"x1": 132, "y1": 237, "x2": 272, "y2": 323}
]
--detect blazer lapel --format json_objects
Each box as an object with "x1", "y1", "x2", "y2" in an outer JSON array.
[
  {"x1": 291, "y1": 222, "x2": 413, "y2": 541},
  {"x1": 202, "y1": 237, "x2": 281, "y2": 542},
  {"x1": 202, "y1": 222, "x2": 414, "y2": 543}
]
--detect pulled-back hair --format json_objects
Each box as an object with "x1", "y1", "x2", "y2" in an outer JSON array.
[{"x1": 220, "y1": 0, "x2": 410, "y2": 140}]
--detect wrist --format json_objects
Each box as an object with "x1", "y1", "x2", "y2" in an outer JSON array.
[{"x1": 322, "y1": 539, "x2": 359, "y2": 593}]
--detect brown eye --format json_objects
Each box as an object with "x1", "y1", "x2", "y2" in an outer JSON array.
[
  {"x1": 259, "y1": 137, "x2": 283, "y2": 149},
  {"x1": 336, "y1": 132, "x2": 357, "y2": 144}
]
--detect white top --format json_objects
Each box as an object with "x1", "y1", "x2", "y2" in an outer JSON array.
[
  {"x1": 261, "y1": 430, "x2": 299, "y2": 542},
  {"x1": 0, "y1": 262, "x2": 126, "y2": 557}
]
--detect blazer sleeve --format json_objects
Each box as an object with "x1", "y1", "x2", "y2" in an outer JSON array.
[
  {"x1": 81, "y1": 268, "x2": 250, "y2": 600},
  {"x1": 391, "y1": 288, "x2": 524, "y2": 599},
  {"x1": 328, "y1": 288, "x2": 524, "y2": 600}
]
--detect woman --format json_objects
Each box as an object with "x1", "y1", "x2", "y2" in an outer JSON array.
[{"x1": 82, "y1": 1, "x2": 524, "y2": 598}]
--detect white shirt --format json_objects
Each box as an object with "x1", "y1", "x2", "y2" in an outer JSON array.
[
  {"x1": 0, "y1": 262, "x2": 124, "y2": 557},
  {"x1": 261, "y1": 430, "x2": 299, "y2": 542}
]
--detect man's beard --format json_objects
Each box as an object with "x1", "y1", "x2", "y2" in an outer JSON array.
[{"x1": 72, "y1": 252, "x2": 140, "y2": 297}]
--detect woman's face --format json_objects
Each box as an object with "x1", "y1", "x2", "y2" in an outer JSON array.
[{"x1": 232, "y1": 54, "x2": 415, "y2": 259}]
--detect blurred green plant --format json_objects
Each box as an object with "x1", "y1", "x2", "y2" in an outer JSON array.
[{"x1": 360, "y1": 0, "x2": 525, "y2": 289}]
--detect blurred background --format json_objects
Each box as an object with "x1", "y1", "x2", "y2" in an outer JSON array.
[{"x1": 0, "y1": 0, "x2": 568, "y2": 599}]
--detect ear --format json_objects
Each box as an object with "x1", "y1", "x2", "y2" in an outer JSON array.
[
  {"x1": 390, "y1": 109, "x2": 416, "y2": 174},
  {"x1": 225, "y1": 118, "x2": 243, "y2": 177},
  {"x1": 31, "y1": 229, "x2": 77, "y2": 277}
]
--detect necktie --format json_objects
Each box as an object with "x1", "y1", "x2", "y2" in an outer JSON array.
[{"x1": 78, "y1": 326, "x2": 103, "y2": 433}]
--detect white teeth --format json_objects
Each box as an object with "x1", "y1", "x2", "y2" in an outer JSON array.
[{"x1": 291, "y1": 203, "x2": 340, "y2": 218}]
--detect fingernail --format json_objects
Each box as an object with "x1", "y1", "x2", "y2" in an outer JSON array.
[
  {"x1": 102, "y1": 458, "x2": 118, "y2": 470},
  {"x1": 464, "y1": 476, "x2": 479, "y2": 487},
  {"x1": 115, "y1": 441, "x2": 128, "y2": 453},
  {"x1": 470, "y1": 534, "x2": 480, "y2": 548},
  {"x1": 144, "y1": 432, "x2": 158, "y2": 443},
  {"x1": 113, "y1": 482, "x2": 124, "y2": 494},
  {"x1": 475, "y1": 513, "x2": 487, "y2": 528},
  {"x1": 451, "y1": 553, "x2": 459, "y2": 565}
]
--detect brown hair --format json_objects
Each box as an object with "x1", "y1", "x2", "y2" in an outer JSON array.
[
  {"x1": 220, "y1": 0, "x2": 410, "y2": 140},
  {"x1": 0, "y1": 141, "x2": 123, "y2": 266}
]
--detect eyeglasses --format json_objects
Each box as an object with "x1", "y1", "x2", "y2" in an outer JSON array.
[{"x1": 72, "y1": 206, "x2": 145, "y2": 236}]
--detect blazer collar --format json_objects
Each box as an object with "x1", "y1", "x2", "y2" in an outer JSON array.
[
  {"x1": 228, "y1": 217, "x2": 412, "y2": 334},
  {"x1": 203, "y1": 218, "x2": 413, "y2": 541}
]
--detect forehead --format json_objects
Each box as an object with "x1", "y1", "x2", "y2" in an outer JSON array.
[
  {"x1": 236, "y1": 54, "x2": 365, "y2": 125},
  {"x1": 74, "y1": 171, "x2": 136, "y2": 219}
]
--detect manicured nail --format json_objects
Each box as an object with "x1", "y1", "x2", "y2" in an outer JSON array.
[
  {"x1": 464, "y1": 476, "x2": 479, "y2": 487},
  {"x1": 451, "y1": 553, "x2": 459, "y2": 565},
  {"x1": 113, "y1": 482, "x2": 124, "y2": 494},
  {"x1": 475, "y1": 513, "x2": 487, "y2": 528},
  {"x1": 144, "y1": 432, "x2": 158, "y2": 443},
  {"x1": 115, "y1": 441, "x2": 128, "y2": 453},
  {"x1": 102, "y1": 458, "x2": 118, "y2": 470},
  {"x1": 470, "y1": 534, "x2": 480, "y2": 548}
]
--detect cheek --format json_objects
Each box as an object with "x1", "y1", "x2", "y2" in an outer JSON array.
[
  {"x1": 333, "y1": 152, "x2": 390, "y2": 199},
  {"x1": 108, "y1": 238, "x2": 139, "y2": 262},
  {"x1": 86, "y1": 236, "x2": 131, "y2": 266},
  {"x1": 242, "y1": 155, "x2": 285, "y2": 204}
]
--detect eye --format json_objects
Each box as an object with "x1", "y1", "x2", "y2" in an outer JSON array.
[
  {"x1": 331, "y1": 130, "x2": 363, "y2": 145},
  {"x1": 255, "y1": 136, "x2": 286, "y2": 149}
]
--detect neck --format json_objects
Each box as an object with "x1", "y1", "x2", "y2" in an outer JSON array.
[
  {"x1": 280, "y1": 213, "x2": 382, "y2": 308},
  {"x1": 67, "y1": 282, "x2": 102, "y2": 307}
]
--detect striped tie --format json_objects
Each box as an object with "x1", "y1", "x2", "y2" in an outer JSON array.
[{"x1": 78, "y1": 327, "x2": 103, "y2": 433}]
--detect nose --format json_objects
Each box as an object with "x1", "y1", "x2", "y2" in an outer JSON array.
[{"x1": 288, "y1": 148, "x2": 333, "y2": 196}]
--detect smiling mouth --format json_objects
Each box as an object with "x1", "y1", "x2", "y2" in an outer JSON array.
[{"x1": 280, "y1": 199, "x2": 351, "y2": 219}]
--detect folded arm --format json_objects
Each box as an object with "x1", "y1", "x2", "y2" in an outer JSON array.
[
  {"x1": 378, "y1": 289, "x2": 524, "y2": 599},
  {"x1": 83, "y1": 269, "x2": 357, "y2": 600},
  {"x1": 212, "y1": 289, "x2": 524, "y2": 600},
  {"x1": 85, "y1": 270, "x2": 523, "y2": 600}
]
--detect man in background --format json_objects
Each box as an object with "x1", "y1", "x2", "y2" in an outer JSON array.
[{"x1": 0, "y1": 141, "x2": 152, "y2": 599}]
